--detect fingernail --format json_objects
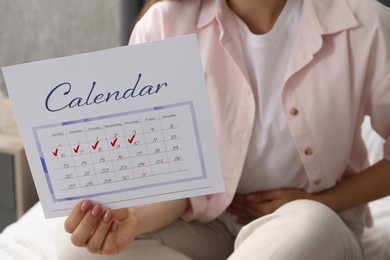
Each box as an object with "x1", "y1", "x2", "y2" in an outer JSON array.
[
  {"x1": 103, "y1": 210, "x2": 113, "y2": 223},
  {"x1": 80, "y1": 200, "x2": 90, "y2": 212},
  {"x1": 110, "y1": 220, "x2": 119, "y2": 232},
  {"x1": 91, "y1": 204, "x2": 102, "y2": 217}
]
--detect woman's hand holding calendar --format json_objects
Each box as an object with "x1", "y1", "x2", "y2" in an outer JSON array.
[{"x1": 64, "y1": 200, "x2": 139, "y2": 255}]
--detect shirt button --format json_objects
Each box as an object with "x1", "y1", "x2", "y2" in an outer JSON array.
[
  {"x1": 290, "y1": 108, "x2": 299, "y2": 116},
  {"x1": 313, "y1": 179, "x2": 322, "y2": 185},
  {"x1": 304, "y1": 148, "x2": 313, "y2": 156}
]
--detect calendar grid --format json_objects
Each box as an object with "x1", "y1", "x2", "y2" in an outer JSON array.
[
  {"x1": 64, "y1": 128, "x2": 81, "y2": 189},
  {"x1": 138, "y1": 116, "x2": 154, "y2": 177},
  {"x1": 33, "y1": 102, "x2": 207, "y2": 202},
  {"x1": 82, "y1": 125, "x2": 100, "y2": 187},
  {"x1": 120, "y1": 122, "x2": 135, "y2": 181},
  {"x1": 51, "y1": 142, "x2": 187, "y2": 176},
  {"x1": 158, "y1": 114, "x2": 173, "y2": 173}
]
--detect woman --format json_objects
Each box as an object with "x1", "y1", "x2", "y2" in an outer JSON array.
[{"x1": 56, "y1": 0, "x2": 390, "y2": 259}]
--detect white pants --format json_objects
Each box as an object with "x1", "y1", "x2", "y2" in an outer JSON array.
[{"x1": 55, "y1": 200, "x2": 364, "y2": 260}]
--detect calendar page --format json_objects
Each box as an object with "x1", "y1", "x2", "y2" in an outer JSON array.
[{"x1": 2, "y1": 34, "x2": 224, "y2": 218}]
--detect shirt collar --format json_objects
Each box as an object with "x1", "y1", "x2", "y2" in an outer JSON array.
[
  {"x1": 197, "y1": 0, "x2": 225, "y2": 29},
  {"x1": 305, "y1": 0, "x2": 358, "y2": 35},
  {"x1": 197, "y1": 0, "x2": 358, "y2": 34}
]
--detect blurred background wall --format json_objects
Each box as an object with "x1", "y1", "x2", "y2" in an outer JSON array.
[
  {"x1": 0, "y1": 0, "x2": 143, "y2": 96},
  {"x1": 0, "y1": 0, "x2": 389, "y2": 96},
  {"x1": 379, "y1": 0, "x2": 390, "y2": 6},
  {"x1": 0, "y1": 1, "x2": 143, "y2": 229}
]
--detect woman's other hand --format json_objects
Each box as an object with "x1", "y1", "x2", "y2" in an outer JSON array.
[{"x1": 228, "y1": 189, "x2": 312, "y2": 225}]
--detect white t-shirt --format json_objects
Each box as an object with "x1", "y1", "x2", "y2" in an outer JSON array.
[
  {"x1": 236, "y1": 0, "x2": 308, "y2": 194},
  {"x1": 219, "y1": 0, "x2": 307, "y2": 236}
]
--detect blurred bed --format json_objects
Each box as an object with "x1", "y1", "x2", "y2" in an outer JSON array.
[{"x1": 0, "y1": 118, "x2": 389, "y2": 259}]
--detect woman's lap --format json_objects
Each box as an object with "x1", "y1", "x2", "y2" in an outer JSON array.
[
  {"x1": 230, "y1": 200, "x2": 364, "y2": 260},
  {"x1": 56, "y1": 200, "x2": 364, "y2": 260},
  {"x1": 55, "y1": 216, "x2": 234, "y2": 260}
]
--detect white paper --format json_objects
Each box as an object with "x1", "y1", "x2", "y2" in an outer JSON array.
[{"x1": 2, "y1": 34, "x2": 224, "y2": 218}]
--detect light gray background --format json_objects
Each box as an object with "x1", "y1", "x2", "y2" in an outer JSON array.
[
  {"x1": 0, "y1": 0, "x2": 137, "y2": 96},
  {"x1": 1, "y1": 0, "x2": 389, "y2": 96}
]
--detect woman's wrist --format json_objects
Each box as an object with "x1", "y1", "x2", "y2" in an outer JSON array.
[
  {"x1": 307, "y1": 159, "x2": 390, "y2": 213},
  {"x1": 127, "y1": 208, "x2": 141, "y2": 236}
]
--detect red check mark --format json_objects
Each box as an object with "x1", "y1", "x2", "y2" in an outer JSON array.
[
  {"x1": 73, "y1": 144, "x2": 80, "y2": 154},
  {"x1": 52, "y1": 148, "x2": 58, "y2": 157},
  {"x1": 128, "y1": 134, "x2": 136, "y2": 144},
  {"x1": 110, "y1": 138, "x2": 118, "y2": 147},
  {"x1": 92, "y1": 140, "x2": 99, "y2": 150}
]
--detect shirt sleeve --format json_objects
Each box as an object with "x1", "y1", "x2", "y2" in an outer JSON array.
[
  {"x1": 368, "y1": 72, "x2": 390, "y2": 162},
  {"x1": 365, "y1": 7, "x2": 390, "y2": 162}
]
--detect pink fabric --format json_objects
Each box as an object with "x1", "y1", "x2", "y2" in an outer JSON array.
[{"x1": 129, "y1": 0, "x2": 390, "y2": 234}]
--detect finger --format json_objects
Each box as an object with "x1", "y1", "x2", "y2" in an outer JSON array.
[
  {"x1": 246, "y1": 190, "x2": 279, "y2": 202},
  {"x1": 232, "y1": 196, "x2": 266, "y2": 209},
  {"x1": 228, "y1": 201, "x2": 259, "y2": 220},
  {"x1": 112, "y1": 208, "x2": 130, "y2": 222},
  {"x1": 64, "y1": 200, "x2": 93, "y2": 233},
  {"x1": 250, "y1": 200, "x2": 279, "y2": 215},
  {"x1": 227, "y1": 201, "x2": 245, "y2": 215},
  {"x1": 255, "y1": 203, "x2": 273, "y2": 215},
  {"x1": 70, "y1": 204, "x2": 103, "y2": 247},
  {"x1": 236, "y1": 217, "x2": 251, "y2": 225},
  {"x1": 232, "y1": 194, "x2": 247, "y2": 203},
  {"x1": 98, "y1": 221, "x2": 121, "y2": 255},
  {"x1": 231, "y1": 199, "x2": 277, "y2": 219},
  {"x1": 100, "y1": 220, "x2": 134, "y2": 255},
  {"x1": 85, "y1": 209, "x2": 114, "y2": 254}
]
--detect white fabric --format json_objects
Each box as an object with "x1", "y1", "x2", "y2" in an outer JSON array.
[
  {"x1": 230, "y1": 200, "x2": 364, "y2": 260},
  {"x1": 55, "y1": 216, "x2": 234, "y2": 260},
  {"x1": 0, "y1": 117, "x2": 388, "y2": 260},
  {"x1": 0, "y1": 203, "x2": 58, "y2": 260},
  {"x1": 362, "y1": 197, "x2": 390, "y2": 259},
  {"x1": 236, "y1": 0, "x2": 307, "y2": 194},
  {"x1": 0, "y1": 195, "x2": 390, "y2": 259},
  {"x1": 56, "y1": 236, "x2": 193, "y2": 260},
  {"x1": 54, "y1": 200, "x2": 364, "y2": 260}
]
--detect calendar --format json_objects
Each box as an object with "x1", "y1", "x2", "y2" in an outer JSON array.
[
  {"x1": 34, "y1": 102, "x2": 205, "y2": 201},
  {"x1": 2, "y1": 34, "x2": 224, "y2": 217}
]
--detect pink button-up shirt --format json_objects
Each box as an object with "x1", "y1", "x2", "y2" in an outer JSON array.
[{"x1": 130, "y1": 0, "x2": 390, "y2": 234}]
